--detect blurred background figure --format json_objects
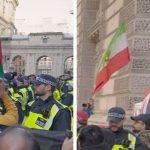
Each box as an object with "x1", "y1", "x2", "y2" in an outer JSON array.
[
  {"x1": 77, "y1": 111, "x2": 89, "y2": 133},
  {"x1": 28, "y1": 74, "x2": 36, "y2": 85},
  {"x1": 107, "y1": 107, "x2": 149, "y2": 150},
  {"x1": 131, "y1": 114, "x2": 150, "y2": 149},
  {"x1": 0, "y1": 80, "x2": 18, "y2": 130},
  {"x1": 0, "y1": 126, "x2": 40, "y2": 150},
  {"x1": 77, "y1": 125, "x2": 115, "y2": 150},
  {"x1": 82, "y1": 103, "x2": 93, "y2": 117},
  {"x1": 61, "y1": 138, "x2": 73, "y2": 150}
]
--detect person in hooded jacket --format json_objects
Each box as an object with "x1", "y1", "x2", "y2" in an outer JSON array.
[{"x1": 77, "y1": 125, "x2": 115, "y2": 150}]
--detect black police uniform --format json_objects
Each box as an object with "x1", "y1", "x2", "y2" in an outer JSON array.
[
  {"x1": 107, "y1": 107, "x2": 149, "y2": 150},
  {"x1": 109, "y1": 128, "x2": 149, "y2": 150},
  {"x1": 25, "y1": 96, "x2": 71, "y2": 131}
]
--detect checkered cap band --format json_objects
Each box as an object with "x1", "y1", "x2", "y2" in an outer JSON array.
[
  {"x1": 36, "y1": 77, "x2": 56, "y2": 87},
  {"x1": 108, "y1": 112, "x2": 125, "y2": 119}
]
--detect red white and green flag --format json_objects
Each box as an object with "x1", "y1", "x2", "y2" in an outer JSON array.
[
  {"x1": 92, "y1": 23, "x2": 130, "y2": 95},
  {"x1": 0, "y1": 40, "x2": 4, "y2": 78}
]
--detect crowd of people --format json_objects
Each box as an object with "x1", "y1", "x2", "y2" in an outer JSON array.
[
  {"x1": 0, "y1": 71, "x2": 73, "y2": 149},
  {"x1": 1, "y1": 70, "x2": 150, "y2": 150},
  {"x1": 77, "y1": 106, "x2": 150, "y2": 150}
]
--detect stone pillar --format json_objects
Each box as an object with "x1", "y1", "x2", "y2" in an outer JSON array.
[
  {"x1": 77, "y1": 0, "x2": 99, "y2": 109},
  {"x1": 86, "y1": 0, "x2": 150, "y2": 125},
  {"x1": 50, "y1": 54, "x2": 57, "y2": 77},
  {"x1": 55, "y1": 53, "x2": 64, "y2": 77},
  {"x1": 25, "y1": 53, "x2": 36, "y2": 75}
]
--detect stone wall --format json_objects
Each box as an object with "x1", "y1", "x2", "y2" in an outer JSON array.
[
  {"x1": 1, "y1": 32, "x2": 73, "y2": 77},
  {"x1": 77, "y1": 0, "x2": 99, "y2": 108},
  {"x1": 77, "y1": 0, "x2": 150, "y2": 122},
  {"x1": 0, "y1": 0, "x2": 18, "y2": 35}
]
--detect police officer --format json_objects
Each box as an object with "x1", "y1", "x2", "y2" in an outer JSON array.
[
  {"x1": 22, "y1": 74, "x2": 71, "y2": 131},
  {"x1": 4, "y1": 73, "x2": 15, "y2": 97},
  {"x1": 107, "y1": 107, "x2": 149, "y2": 150},
  {"x1": 23, "y1": 76, "x2": 35, "y2": 102},
  {"x1": 131, "y1": 114, "x2": 150, "y2": 149},
  {"x1": 28, "y1": 74, "x2": 36, "y2": 84},
  {"x1": 16, "y1": 77, "x2": 29, "y2": 112},
  {"x1": 60, "y1": 72, "x2": 73, "y2": 107}
]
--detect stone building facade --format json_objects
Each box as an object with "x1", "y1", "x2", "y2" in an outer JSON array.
[
  {"x1": 1, "y1": 32, "x2": 73, "y2": 77},
  {"x1": 0, "y1": 0, "x2": 18, "y2": 35},
  {"x1": 77, "y1": 0, "x2": 150, "y2": 124}
]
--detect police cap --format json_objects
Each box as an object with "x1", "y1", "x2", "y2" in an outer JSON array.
[
  {"x1": 33, "y1": 74, "x2": 57, "y2": 87},
  {"x1": 131, "y1": 114, "x2": 150, "y2": 127},
  {"x1": 107, "y1": 107, "x2": 125, "y2": 123},
  {"x1": 4, "y1": 73, "x2": 14, "y2": 81}
]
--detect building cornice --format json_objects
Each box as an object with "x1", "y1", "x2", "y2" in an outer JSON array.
[
  {"x1": 29, "y1": 32, "x2": 64, "y2": 36},
  {"x1": 2, "y1": 45, "x2": 73, "y2": 50},
  {"x1": 0, "y1": 17, "x2": 16, "y2": 29}
]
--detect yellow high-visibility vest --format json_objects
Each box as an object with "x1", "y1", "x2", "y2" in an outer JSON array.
[
  {"x1": 8, "y1": 87, "x2": 14, "y2": 96},
  {"x1": 112, "y1": 133, "x2": 136, "y2": 150},
  {"x1": 28, "y1": 86, "x2": 35, "y2": 101},
  {"x1": 19, "y1": 88, "x2": 28, "y2": 111},
  {"x1": 22, "y1": 104, "x2": 60, "y2": 130},
  {"x1": 22, "y1": 100, "x2": 73, "y2": 132},
  {"x1": 53, "y1": 89, "x2": 61, "y2": 101},
  {"x1": 60, "y1": 80, "x2": 73, "y2": 96},
  {"x1": 13, "y1": 92, "x2": 22, "y2": 103}
]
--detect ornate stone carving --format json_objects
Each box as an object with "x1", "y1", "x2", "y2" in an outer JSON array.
[
  {"x1": 114, "y1": 76, "x2": 129, "y2": 92},
  {"x1": 131, "y1": 76, "x2": 150, "y2": 93},
  {"x1": 128, "y1": 96, "x2": 143, "y2": 110},
  {"x1": 137, "y1": 0, "x2": 150, "y2": 15},
  {"x1": 132, "y1": 37, "x2": 150, "y2": 56},
  {"x1": 132, "y1": 59, "x2": 150, "y2": 74},
  {"x1": 134, "y1": 38, "x2": 150, "y2": 52},
  {"x1": 135, "y1": 19, "x2": 150, "y2": 34},
  {"x1": 116, "y1": 95, "x2": 143, "y2": 110}
]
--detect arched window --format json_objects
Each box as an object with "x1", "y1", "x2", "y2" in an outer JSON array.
[
  {"x1": 36, "y1": 56, "x2": 52, "y2": 75},
  {"x1": 12, "y1": 55, "x2": 25, "y2": 75},
  {"x1": 64, "y1": 56, "x2": 73, "y2": 73}
]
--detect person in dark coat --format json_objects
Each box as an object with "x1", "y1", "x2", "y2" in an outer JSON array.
[
  {"x1": 107, "y1": 107, "x2": 149, "y2": 150},
  {"x1": 77, "y1": 125, "x2": 115, "y2": 150}
]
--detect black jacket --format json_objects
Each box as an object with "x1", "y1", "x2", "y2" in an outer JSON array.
[
  {"x1": 30, "y1": 96, "x2": 71, "y2": 131},
  {"x1": 108, "y1": 128, "x2": 149, "y2": 150}
]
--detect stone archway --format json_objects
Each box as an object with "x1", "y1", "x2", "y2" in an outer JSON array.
[
  {"x1": 64, "y1": 56, "x2": 73, "y2": 74},
  {"x1": 36, "y1": 56, "x2": 53, "y2": 75},
  {"x1": 12, "y1": 55, "x2": 25, "y2": 75}
]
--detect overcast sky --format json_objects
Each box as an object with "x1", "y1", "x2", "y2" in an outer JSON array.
[{"x1": 15, "y1": 0, "x2": 73, "y2": 34}]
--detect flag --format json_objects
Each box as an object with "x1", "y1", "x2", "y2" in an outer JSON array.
[
  {"x1": 0, "y1": 40, "x2": 4, "y2": 78},
  {"x1": 92, "y1": 24, "x2": 130, "y2": 95},
  {"x1": 141, "y1": 87, "x2": 150, "y2": 114}
]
